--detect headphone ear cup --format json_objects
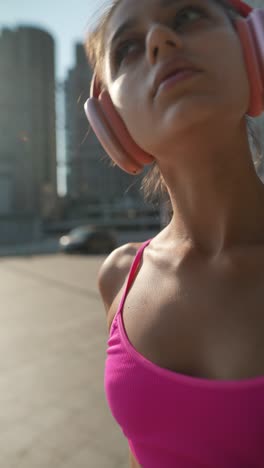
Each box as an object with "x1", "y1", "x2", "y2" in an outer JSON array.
[
  {"x1": 99, "y1": 91, "x2": 155, "y2": 166},
  {"x1": 84, "y1": 97, "x2": 144, "y2": 174},
  {"x1": 235, "y1": 9, "x2": 264, "y2": 117},
  {"x1": 84, "y1": 88, "x2": 155, "y2": 175}
]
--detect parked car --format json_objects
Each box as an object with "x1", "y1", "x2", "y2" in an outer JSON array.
[{"x1": 59, "y1": 226, "x2": 117, "y2": 254}]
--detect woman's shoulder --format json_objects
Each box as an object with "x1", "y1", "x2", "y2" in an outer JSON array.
[{"x1": 97, "y1": 242, "x2": 144, "y2": 316}]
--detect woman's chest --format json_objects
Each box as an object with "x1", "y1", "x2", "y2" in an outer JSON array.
[{"x1": 119, "y1": 264, "x2": 264, "y2": 381}]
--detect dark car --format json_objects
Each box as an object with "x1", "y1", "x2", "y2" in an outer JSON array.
[{"x1": 59, "y1": 226, "x2": 117, "y2": 254}]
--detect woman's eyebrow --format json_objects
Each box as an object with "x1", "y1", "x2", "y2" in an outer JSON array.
[{"x1": 108, "y1": 18, "x2": 137, "y2": 50}]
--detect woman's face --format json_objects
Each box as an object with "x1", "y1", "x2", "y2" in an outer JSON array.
[{"x1": 103, "y1": 0, "x2": 250, "y2": 157}]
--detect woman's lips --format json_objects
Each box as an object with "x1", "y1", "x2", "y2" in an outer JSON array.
[{"x1": 156, "y1": 69, "x2": 200, "y2": 96}]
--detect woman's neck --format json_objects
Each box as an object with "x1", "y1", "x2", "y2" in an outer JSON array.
[{"x1": 159, "y1": 127, "x2": 264, "y2": 257}]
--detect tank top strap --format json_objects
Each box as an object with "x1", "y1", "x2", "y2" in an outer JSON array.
[{"x1": 117, "y1": 238, "x2": 153, "y2": 316}]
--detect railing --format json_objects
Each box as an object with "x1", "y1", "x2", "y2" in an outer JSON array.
[{"x1": 44, "y1": 215, "x2": 161, "y2": 234}]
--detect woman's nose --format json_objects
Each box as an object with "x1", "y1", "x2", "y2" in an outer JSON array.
[{"x1": 146, "y1": 24, "x2": 183, "y2": 64}]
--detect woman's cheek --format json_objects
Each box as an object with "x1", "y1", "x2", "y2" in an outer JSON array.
[
  {"x1": 109, "y1": 81, "x2": 151, "y2": 149},
  {"x1": 114, "y1": 87, "x2": 148, "y2": 135},
  {"x1": 109, "y1": 77, "x2": 126, "y2": 109}
]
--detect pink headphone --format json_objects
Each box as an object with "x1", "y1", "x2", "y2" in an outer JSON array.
[{"x1": 84, "y1": 1, "x2": 264, "y2": 175}]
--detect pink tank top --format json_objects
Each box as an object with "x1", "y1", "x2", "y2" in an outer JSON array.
[{"x1": 104, "y1": 239, "x2": 264, "y2": 468}]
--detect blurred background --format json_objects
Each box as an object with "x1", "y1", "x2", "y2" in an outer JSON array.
[
  {"x1": 0, "y1": 1, "x2": 263, "y2": 467},
  {"x1": 0, "y1": 0, "x2": 162, "y2": 256},
  {"x1": 0, "y1": 0, "x2": 263, "y2": 252}
]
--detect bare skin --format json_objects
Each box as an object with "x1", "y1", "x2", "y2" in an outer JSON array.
[
  {"x1": 104, "y1": 238, "x2": 264, "y2": 383},
  {"x1": 97, "y1": 0, "x2": 264, "y2": 465}
]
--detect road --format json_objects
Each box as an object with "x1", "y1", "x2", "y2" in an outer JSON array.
[{"x1": 0, "y1": 253, "x2": 128, "y2": 468}]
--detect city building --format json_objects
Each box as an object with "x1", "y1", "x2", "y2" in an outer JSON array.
[{"x1": 0, "y1": 26, "x2": 58, "y2": 243}]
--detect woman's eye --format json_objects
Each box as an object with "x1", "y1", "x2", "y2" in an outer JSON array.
[
  {"x1": 173, "y1": 6, "x2": 206, "y2": 27},
  {"x1": 114, "y1": 39, "x2": 143, "y2": 67}
]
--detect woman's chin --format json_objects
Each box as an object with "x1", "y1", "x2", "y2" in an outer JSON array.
[
  {"x1": 142, "y1": 106, "x2": 231, "y2": 156},
  {"x1": 130, "y1": 97, "x2": 244, "y2": 157},
  {"x1": 161, "y1": 97, "x2": 233, "y2": 135}
]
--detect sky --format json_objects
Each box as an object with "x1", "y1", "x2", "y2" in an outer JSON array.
[{"x1": 0, "y1": 0, "x2": 107, "y2": 80}]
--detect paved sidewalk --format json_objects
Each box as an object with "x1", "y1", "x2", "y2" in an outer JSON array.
[{"x1": 0, "y1": 253, "x2": 129, "y2": 468}]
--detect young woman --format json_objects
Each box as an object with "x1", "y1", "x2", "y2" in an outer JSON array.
[{"x1": 85, "y1": 1, "x2": 264, "y2": 466}]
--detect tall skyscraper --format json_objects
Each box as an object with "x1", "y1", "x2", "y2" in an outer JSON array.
[{"x1": 0, "y1": 26, "x2": 58, "y2": 243}]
